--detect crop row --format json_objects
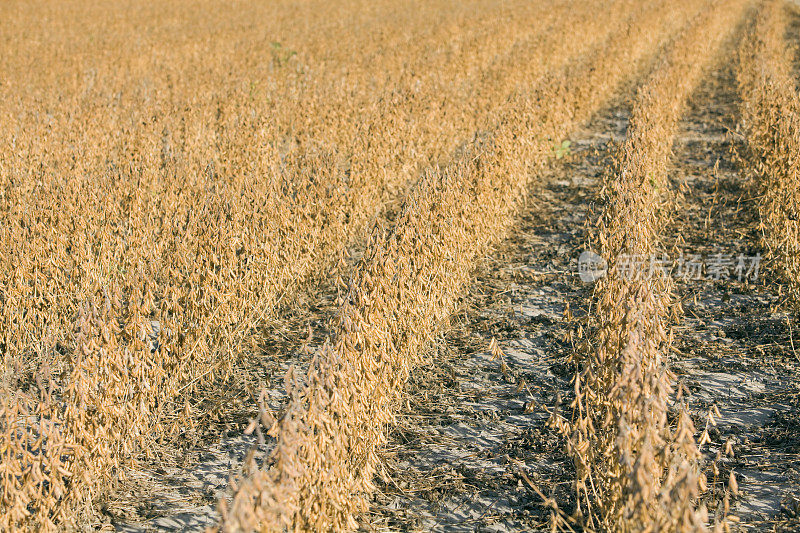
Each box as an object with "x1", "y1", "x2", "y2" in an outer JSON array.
[
  {"x1": 738, "y1": 0, "x2": 800, "y2": 314},
  {"x1": 561, "y1": 1, "x2": 750, "y2": 531}
]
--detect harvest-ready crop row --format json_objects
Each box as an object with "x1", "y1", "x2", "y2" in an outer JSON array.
[
  {"x1": 562, "y1": 0, "x2": 749, "y2": 530},
  {"x1": 738, "y1": 0, "x2": 800, "y2": 314}
]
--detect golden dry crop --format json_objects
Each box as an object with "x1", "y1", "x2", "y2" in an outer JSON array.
[
  {"x1": 1, "y1": 0, "x2": 798, "y2": 531},
  {"x1": 561, "y1": 1, "x2": 750, "y2": 531},
  {"x1": 738, "y1": 0, "x2": 800, "y2": 315}
]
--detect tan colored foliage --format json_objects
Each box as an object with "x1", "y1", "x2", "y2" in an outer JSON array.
[
  {"x1": 738, "y1": 0, "x2": 800, "y2": 314},
  {"x1": 559, "y1": 1, "x2": 751, "y2": 531},
  {"x1": 219, "y1": 1, "x2": 718, "y2": 530},
  {"x1": 0, "y1": 0, "x2": 770, "y2": 530},
  {"x1": 0, "y1": 1, "x2": 637, "y2": 528}
]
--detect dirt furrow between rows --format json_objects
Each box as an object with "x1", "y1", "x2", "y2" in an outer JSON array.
[
  {"x1": 367, "y1": 99, "x2": 634, "y2": 532},
  {"x1": 665, "y1": 41, "x2": 800, "y2": 531},
  {"x1": 112, "y1": 285, "x2": 341, "y2": 530}
]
